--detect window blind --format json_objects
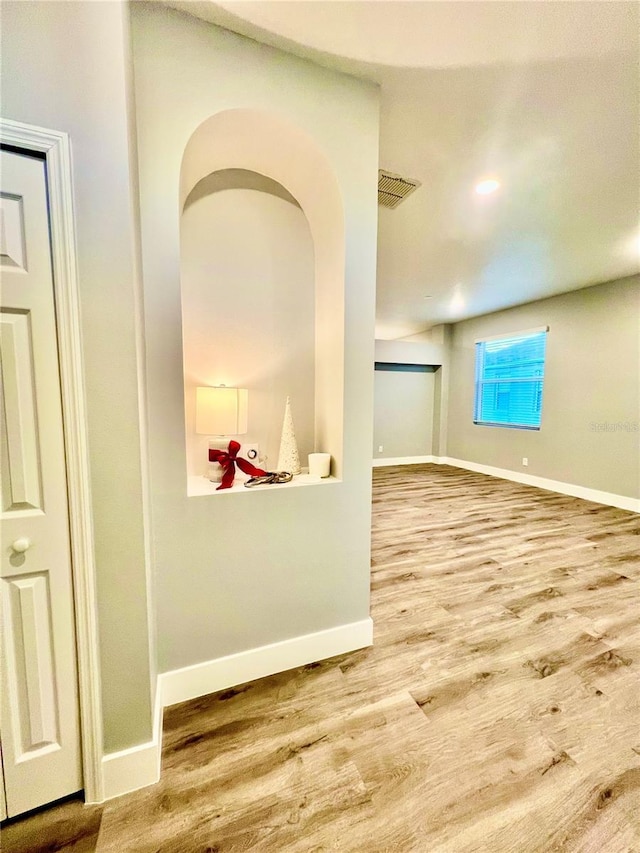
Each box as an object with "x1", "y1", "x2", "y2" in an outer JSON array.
[{"x1": 474, "y1": 329, "x2": 548, "y2": 429}]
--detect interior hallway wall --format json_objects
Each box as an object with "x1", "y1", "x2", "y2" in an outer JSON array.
[
  {"x1": 1, "y1": 0, "x2": 154, "y2": 752},
  {"x1": 131, "y1": 3, "x2": 380, "y2": 673}
]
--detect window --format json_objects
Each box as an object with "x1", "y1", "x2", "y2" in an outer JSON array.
[{"x1": 474, "y1": 327, "x2": 548, "y2": 429}]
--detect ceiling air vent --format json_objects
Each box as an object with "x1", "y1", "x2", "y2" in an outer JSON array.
[{"x1": 378, "y1": 170, "x2": 421, "y2": 209}]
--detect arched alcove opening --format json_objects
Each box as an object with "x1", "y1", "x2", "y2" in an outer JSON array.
[
  {"x1": 179, "y1": 109, "x2": 346, "y2": 491},
  {"x1": 182, "y1": 169, "x2": 315, "y2": 477}
]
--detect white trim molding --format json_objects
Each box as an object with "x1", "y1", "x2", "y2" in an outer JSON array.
[
  {"x1": 100, "y1": 620, "x2": 372, "y2": 800},
  {"x1": 160, "y1": 619, "x2": 373, "y2": 708},
  {"x1": 475, "y1": 325, "x2": 549, "y2": 344},
  {"x1": 373, "y1": 455, "x2": 434, "y2": 468},
  {"x1": 0, "y1": 119, "x2": 104, "y2": 803},
  {"x1": 372, "y1": 454, "x2": 639, "y2": 512},
  {"x1": 440, "y1": 457, "x2": 640, "y2": 513},
  {"x1": 101, "y1": 742, "x2": 160, "y2": 803},
  {"x1": 101, "y1": 679, "x2": 162, "y2": 801}
]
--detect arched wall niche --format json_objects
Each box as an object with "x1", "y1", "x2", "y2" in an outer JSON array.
[
  {"x1": 181, "y1": 168, "x2": 315, "y2": 476},
  {"x1": 180, "y1": 108, "x2": 346, "y2": 485},
  {"x1": 184, "y1": 168, "x2": 301, "y2": 210}
]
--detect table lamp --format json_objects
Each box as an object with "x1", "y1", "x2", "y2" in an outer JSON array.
[{"x1": 195, "y1": 385, "x2": 248, "y2": 482}]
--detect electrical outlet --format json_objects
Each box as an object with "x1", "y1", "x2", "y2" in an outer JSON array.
[
  {"x1": 522, "y1": 457, "x2": 528, "y2": 467},
  {"x1": 378, "y1": 445, "x2": 384, "y2": 453}
]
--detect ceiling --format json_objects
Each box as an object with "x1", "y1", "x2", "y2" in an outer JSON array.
[{"x1": 168, "y1": 1, "x2": 640, "y2": 339}]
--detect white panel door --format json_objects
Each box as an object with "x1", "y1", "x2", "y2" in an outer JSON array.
[{"x1": 0, "y1": 149, "x2": 82, "y2": 817}]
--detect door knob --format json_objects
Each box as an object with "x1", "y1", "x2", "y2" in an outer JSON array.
[{"x1": 11, "y1": 537, "x2": 31, "y2": 553}]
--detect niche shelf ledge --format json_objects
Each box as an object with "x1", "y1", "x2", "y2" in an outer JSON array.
[{"x1": 187, "y1": 473, "x2": 341, "y2": 497}]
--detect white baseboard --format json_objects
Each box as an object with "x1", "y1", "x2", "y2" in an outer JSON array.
[
  {"x1": 97, "y1": 620, "x2": 373, "y2": 799},
  {"x1": 373, "y1": 455, "x2": 434, "y2": 467},
  {"x1": 100, "y1": 677, "x2": 162, "y2": 801},
  {"x1": 160, "y1": 618, "x2": 373, "y2": 708},
  {"x1": 439, "y1": 457, "x2": 640, "y2": 513},
  {"x1": 371, "y1": 454, "x2": 638, "y2": 512}
]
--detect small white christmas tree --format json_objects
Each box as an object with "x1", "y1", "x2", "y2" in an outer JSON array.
[{"x1": 277, "y1": 396, "x2": 301, "y2": 475}]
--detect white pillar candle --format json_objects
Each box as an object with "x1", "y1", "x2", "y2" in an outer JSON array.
[{"x1": 308, "y1": 452, "x2": 331, "y2": 478}]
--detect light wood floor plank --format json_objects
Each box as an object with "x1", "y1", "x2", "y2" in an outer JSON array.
[{"x1": 4, "y1": 464, "x2": 639, "y2": 852}]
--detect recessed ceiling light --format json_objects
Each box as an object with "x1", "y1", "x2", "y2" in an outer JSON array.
[
  {"x1": 475, "y1": 178, "x2": 501, "y2": 196},
  {"x1": 450, "y1": 284, "x2": 465, "y2": 314}
]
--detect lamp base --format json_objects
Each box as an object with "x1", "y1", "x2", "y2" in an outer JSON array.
[{"x1": 206, "y1": 438, "x2": 229, "y2": 483}]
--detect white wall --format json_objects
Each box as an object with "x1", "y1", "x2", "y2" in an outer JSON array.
[
  {"x1": 447, "y1": 277, "x2": 640, "y2": 498},
  {"x1": 1, "y1": 1, "x2": 154, "y2": 753},
  {"x1": 374, "y1": 336, "x2": 445, "y2": 366},
  {"x1": 373, "y1": 370, "x2": 435, "y2": 458},
  {"x1": 373, "y1": 335, "x2": 446, "y2": 460},
  {"x1": 182, "y1": 181, "x2": 315, "y2": 475},
  {"x1": 130, "y1": 4, "x2": 380, "y2": 673}
]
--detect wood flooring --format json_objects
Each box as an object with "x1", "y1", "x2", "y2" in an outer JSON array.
[{"x1": 3, "y1": 464, "x2": 639, "y2": 852}]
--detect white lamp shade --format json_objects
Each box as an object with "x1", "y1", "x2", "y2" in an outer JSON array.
[{"x1": 195, "y1": 386, "x2": 248, "y2": 435}]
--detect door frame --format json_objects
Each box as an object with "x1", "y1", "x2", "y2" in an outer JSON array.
[{"x1": 1, "y1": 118, "x2": 104, "y2": 804}]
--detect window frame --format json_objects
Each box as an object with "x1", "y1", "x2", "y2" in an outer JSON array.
[{"x1": 473, "y1": 326, "x2": 548, "y2": 431}]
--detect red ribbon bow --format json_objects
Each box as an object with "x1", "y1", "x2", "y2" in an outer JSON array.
[{"x1": 209, "y1": 440, "x2": 267, "y2": 490}]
